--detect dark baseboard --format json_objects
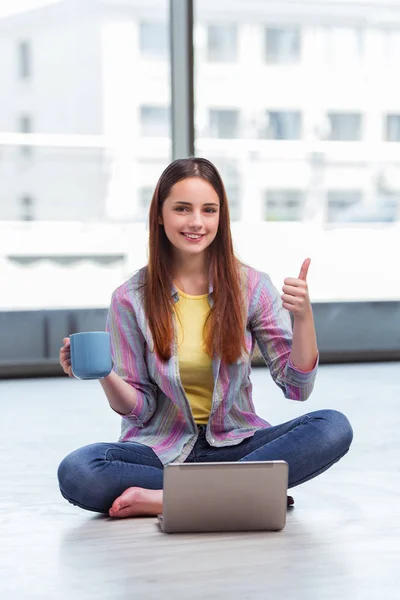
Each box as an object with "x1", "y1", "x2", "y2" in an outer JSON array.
[{"x1": 0, "y1": 301, "x2": 399, "y2": 378}]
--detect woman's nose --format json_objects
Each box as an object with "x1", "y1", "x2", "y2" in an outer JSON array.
[{"x1": 188, "y1": 212, "x2": 202, "y2": 227}]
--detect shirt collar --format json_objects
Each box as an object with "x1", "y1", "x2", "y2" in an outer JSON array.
[{"x1": 170, "y1": 280, "x2": 214, "y2": 297}]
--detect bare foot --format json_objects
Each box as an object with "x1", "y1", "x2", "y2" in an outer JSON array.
[
  {"x1": 109, "y1": 487, "x2": 163, "y2": 519},
  {"x1": 109, "y1": 487, "x2": 293, "y2": 518}
]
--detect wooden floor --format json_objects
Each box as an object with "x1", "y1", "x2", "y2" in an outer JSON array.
[{"x1": 1, "y1": 362, "x2": 400, "y2": 599}]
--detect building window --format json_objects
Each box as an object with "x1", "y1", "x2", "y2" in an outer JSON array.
[
  {"x1": 226, "y1": 186, "x2": 241, "y2": 221},
  {"x1": 207, "y1": 24, "x2": 238, "y2": 62},
  {"x1": 138, "y1": 186, "x2": 154, "y2": 220},
  {"x1": 20, "y1": 114, "x2": 32, "y2": 133},
  {"x1": 264, "y1": 190, "x2": 304, "y2": 221},
  {"x1": 20, "y1": 195, "x2": 34, "y2": 221},
  {"x1": 328, "y1": 189, "x2": 400, "y2": 223},
  {"x1": 327, "y1": 113, "x2": 362, "y2": 141},
  {"x1": 382, "y1": 29, "x2": 400, "y2": 64},
  {"x1": 385, "y1": 115, "x2": 400, "y2": 141},
  {"x1": 139, "y1": 22, "x2": 168, "y2": 59},
  {"x1": 18, "y1": 40, "x2": 31, "y2": 79},
  {"x1": 327, "y1": 190, "x2": 363, "y2": 222},
  {"x1": 140, "y1": 105, "x2": 170, "y2": 137},
  {"x1": 376, "y1": 191, "x2": 400, "y2": 222},
  {"x1": 262, "y1": 111, "x2": 302, "y2": 140},
  {"x1": 265, "y1": 27, "x2": 301, "y2": 64},
  {"x1": 207, "y1": 158, "x2": 240, "y2": 219},
  {"x1": 19, "y1": 114, "x2": 32, "y2": 155},
  {"x1": 208, "y1": 109, "x2": 240, "y2": 138}
]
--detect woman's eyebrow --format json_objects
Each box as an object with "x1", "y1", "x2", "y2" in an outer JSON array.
[{"x1": 172, "y1": 201, "x2": 219, "y2": 206}]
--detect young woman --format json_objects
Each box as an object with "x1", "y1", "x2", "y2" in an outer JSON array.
[{"x1": 58, "y1": 157, "x2": 353, "y2": 519}]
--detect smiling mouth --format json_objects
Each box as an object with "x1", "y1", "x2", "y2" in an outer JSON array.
[{"x1": 181, "y1": 233, "x2": 205, "y2": 240}]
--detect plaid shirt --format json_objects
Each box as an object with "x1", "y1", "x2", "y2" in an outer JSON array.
[{"x1": 106, "y1": 264, "x2": 318, "y2": 465}]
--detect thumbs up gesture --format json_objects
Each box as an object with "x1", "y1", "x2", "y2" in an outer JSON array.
[{"x1": 281, "y1": 258, "x2": 312, "y2": 320}]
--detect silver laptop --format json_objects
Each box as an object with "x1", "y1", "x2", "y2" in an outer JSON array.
[{"x1": 157, "y1": 460, "x2": 288, "y2": 533}]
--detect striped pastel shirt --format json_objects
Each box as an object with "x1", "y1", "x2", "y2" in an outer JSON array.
[{"x1": 106, "y1": 263, "x2": 318, "y2": 465}]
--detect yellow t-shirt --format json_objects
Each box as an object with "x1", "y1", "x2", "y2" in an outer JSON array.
[{"x1": 174, "y1": 288, "x2": 214, "y2": 424}]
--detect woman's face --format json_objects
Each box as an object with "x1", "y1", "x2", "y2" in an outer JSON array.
[{"x1": 160, "y1": 177, "x2": 220, "y2": 259}]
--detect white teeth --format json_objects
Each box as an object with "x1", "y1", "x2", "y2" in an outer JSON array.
[{"x1": 183, "y1": 233, "x2": 202, "y2": 239}]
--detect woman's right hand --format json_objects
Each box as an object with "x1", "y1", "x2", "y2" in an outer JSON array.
[{"x1": 60, "y1": 337, "x2": 74, "y2": 378}]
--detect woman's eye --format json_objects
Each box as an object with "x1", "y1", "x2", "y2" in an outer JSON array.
[{"x1": 174, "y1": 206, "x2": 217, "y2": 213}]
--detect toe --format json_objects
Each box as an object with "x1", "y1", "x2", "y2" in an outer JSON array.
[
  {"x1": 110, "y1": 505, "x2": 131, "y2": 519},
  {"x1": 109, "y1": 499, "x2": 122, "y2": 518}
]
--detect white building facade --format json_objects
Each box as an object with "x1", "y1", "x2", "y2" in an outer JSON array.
[{"x1": 0, "y1": 0, "x2": 400, "y2": 224}]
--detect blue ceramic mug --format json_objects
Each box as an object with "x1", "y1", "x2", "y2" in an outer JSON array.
[{"x1": 70, "y1": 331, "x2": 112, "y2": 380}]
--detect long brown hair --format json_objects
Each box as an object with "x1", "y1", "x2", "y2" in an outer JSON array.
[{"x1": 143, "y1": 157, "x2": 247, "y2": 364}]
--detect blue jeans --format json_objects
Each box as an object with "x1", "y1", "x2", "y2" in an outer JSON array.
[{"x1": 58, "y1": 409, "x2": 353, "y2": 513}]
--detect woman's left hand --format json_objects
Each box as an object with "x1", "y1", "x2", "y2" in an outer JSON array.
[{"x1": 281, "y1": 258, "x2": 312, "y2": 320}]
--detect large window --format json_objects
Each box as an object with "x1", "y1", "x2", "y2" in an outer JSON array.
[
  {"x1": 0, "y1": 0, "x2": 171, "y2": 312},
  {"x1": 195, "y1": 1, "x2": 399, "y2": 305},
  {"x1": 1, "y1": 0, "x2": 400, "y2": 329}
]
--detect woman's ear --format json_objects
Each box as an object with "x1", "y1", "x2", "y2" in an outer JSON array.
[{"x1": 158, "y1": 214, "x2": 163, "y2": 225}]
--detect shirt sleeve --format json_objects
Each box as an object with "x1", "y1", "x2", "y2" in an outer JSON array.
[
  {"x1": 250, "y1": 273, "x2": 318, "y2": 401},
  {"x1": 106, "y1": 286, "x2": 157, "y2": 426}
]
